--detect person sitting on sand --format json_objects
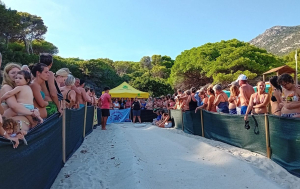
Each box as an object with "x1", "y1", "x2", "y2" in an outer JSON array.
[
  {"x1": 152, "y1": 109, "x2": 162, "y2": 125},
  {"x1": 244, "y1": 81, "x2": 270, "y2": 121},
  {"x1": 1, "y1": 70, "x2": 43, "y2": 123},
  {"x1": 277, "y1": 74, "x2": 300, "y2": 118},
  {"x1": 158, "y1": 112, "x2": 172, "y2": 128}
]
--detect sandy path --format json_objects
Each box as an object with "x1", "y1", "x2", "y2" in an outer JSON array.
[{"x1": 51, "y1": 123, "x2": 300, "y2": 189}]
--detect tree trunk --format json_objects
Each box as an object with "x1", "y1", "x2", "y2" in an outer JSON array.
[{"x1": 22, "y1": 37, "x2": 30, "y2": 54}]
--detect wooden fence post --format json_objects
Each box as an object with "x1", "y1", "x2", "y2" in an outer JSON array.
[
  {"x1": 83, "y1": 102, "x2": 87, "y2": 138},
  {"x1": 265, "y1": 114, "x2": 271, "y2": 158},
  {"x1": 62, "y1": 108, "x2": 66, "y2": 163},
  {"x1": 200, "y1": 109, "x2": 205, "y2": 137}
]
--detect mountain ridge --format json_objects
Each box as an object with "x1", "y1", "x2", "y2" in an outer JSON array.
[{"x1": 249, "y1": 25, "x2": 300, "y2": 56}]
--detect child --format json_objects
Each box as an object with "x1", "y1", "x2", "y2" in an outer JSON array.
[
  {"x1": 1, "y1": 117, "x2": 27, "y2": 147},
  {"x1": 152, "y1": 110, "x2": 162, "y2": 125},
  {"x1": 1, "y1": 70, "x2": 43, "y2": 123}
]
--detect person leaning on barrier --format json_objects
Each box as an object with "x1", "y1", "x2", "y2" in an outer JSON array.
[
  {"x1": 206, "y1": 85, "x2": 217, "y2": 112},
  {"x1": 195, "y1": 89, "x2": 208, "y2": 113},
  {"x1": 228, "y1": 84, "x2": 240, "y2": 115},
  {"x1": 39, "y1": 53, "x2": 63, "y2": 116},
  {"x1": 244, "y1": 81, "x2": 270, "y2": 121},
  {"x1": 60, "y1": 75, "x2": 76, "y2": 109},
  {"x1": 186, "y1": 87, "x2": 198, "y2": 111},
  {"x1": 277, "y1": 74, "x2": 300, "y2": 118},
  {"x1": 269, "y1": 76, "x2": 283, "y2": 116},
  {"x1": 213, "y1": 84, "x2": 229, "y2": 113}
]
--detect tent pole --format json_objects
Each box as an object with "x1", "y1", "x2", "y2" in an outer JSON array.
[{"x1": 62, "y1": 108, "x2": 66, "y2": 163}]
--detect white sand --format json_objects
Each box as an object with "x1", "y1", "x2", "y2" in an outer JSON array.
[{"x1": 51, "y1": 123, "x2": 300, "y2": 189}]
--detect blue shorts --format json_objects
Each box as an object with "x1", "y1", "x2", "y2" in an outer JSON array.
[
  {"x1": 229, "y1": 108, "x2": 237, "y2": 115},
  {"x1": 133, "y1": 110, "x2": 141, "y2": 116},
  {"x1": 241, "y1": 106, "x2": 248, "y2": 115}
]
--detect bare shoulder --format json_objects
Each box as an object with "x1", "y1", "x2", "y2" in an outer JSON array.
[
  {"x1": 30, "y1": 82, "x2": 41, "y2": 90},
  {"x1": 1, "y1": 84, "x2": 13, "y2": 92}
]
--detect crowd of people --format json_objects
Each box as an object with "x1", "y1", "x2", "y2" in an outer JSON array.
[
  {"x1": 1, "y1": 51, "x2": 299, "y2": 147},
  {"x1": 0, "y1": 53, "x2": 102, "y2": 148}
]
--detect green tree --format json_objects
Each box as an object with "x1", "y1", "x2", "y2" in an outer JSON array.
[
  {"x1": 151, "y1": 65, "x2": 170, "y2": 79},
  {"x1": 283, "y1": 49, "x2": 300, "y2": 80},
  {"x1": 0, "y1": 2, "x2": 22, "y2": 48},
  {"x1": 130, "y1": 73, "x2": 173, "y2": 97},
  {"x1": 17, "y1": 12, "x2": 47, "y2": 54},
  {"x1": 170, "y1": 39, "x2": 284, "y2": 89},
  {"x1": 32, "y1": 40, "x2": 58, "y2": 54},
  {"x1": 140, "y1": 56, "x2": 152, "y2": 69}
]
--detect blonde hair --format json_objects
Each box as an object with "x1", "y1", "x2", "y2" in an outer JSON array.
[
  {"x1": 2, "y1": 63, "x2": 21, "y2": 88},
  {"x1": 230, "y1": 85, "x2": 239, "y2": 97}
]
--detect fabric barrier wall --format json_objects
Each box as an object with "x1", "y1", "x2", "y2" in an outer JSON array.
[
  {"x1": 203, "y1": 110, "x2": 267, "y2": 156},
  {"x1": 268, "y1": 115, "x2": 300, "y2": 177},
  {"x1": 183, "y1": 111, "x2": 202, "y2": 136},
  {"x1": 66, "y1": 107, "x2": 85, "y2": 160},
  {"x1": 85, "y1": 106, "x2": 94, "y2": 136},
  {"x1": 170, "y1": 109, "x2": 183, "y2": 130},
  {"x1": 140, "y1": 109, "x2": 157, "y2": 122},
  {"x1": 0, "y1": 114, "x2": 63, "y2": 189}
]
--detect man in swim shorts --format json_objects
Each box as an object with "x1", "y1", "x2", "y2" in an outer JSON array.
[{"x1": 235, "y1": 74, "x2": 254, "y2": 114}]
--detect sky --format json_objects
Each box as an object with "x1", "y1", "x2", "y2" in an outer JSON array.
[{"x1": 3, "y1": 0, "x2": 300, "y2": 62}]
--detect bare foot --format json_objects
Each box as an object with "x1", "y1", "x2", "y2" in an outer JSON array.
[{"x1": 101, "y1": 127, "x2": 106, "y2": 130}]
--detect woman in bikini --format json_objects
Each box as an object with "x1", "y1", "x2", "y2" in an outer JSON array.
[
  {"x1": 0, "y1": 63, "x2": 40, "y2": 128},
  {"x1": 30, "y1": 63, "x2": 50, "y2": 118},
  {"x1": 244, "y1": 81, "x2": 270, "y2": 121},
  {"x1": 213, "y1": 84, "x2": 229, "y2": 113},
  {"x1": 277, "y1": 74, "x2": 300, "y2": 118},
  {"x1": 228, "y1": 85, "x2": 240, "y2": 114},
  {"x1": 60, "y1": 75, "x2": 76, "y2": 109},
  {"x1": 145, "y1": 97, "x2": 153, "y2": 110},
  {"x1": 206, "y1": 86, "x2": 217, "y2": 112},
  {"x1": 269, "y1": 76, "x2": 283, "y2": 116}
]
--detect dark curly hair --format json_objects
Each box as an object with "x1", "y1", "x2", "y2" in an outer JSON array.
[{"x1": 278, "y1": 73, "x2": 294, "y2": 85}]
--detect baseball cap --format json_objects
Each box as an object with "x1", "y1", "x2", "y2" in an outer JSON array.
[
  {"x1": 55, "y1": 69, "x2": 69, "y2": 77},
  {"x1": 235, "y1": 74, "x2": 247, "y2": 82}
]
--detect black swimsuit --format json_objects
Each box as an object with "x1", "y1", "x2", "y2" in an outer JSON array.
[{"x1": 65, "y1": 90, "x2": 71, "y2": 103}]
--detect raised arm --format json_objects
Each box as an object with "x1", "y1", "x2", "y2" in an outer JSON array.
[
  {"x1": 80, "y1": 88, "x2": 91, "y2": 102},
  {"x1": 71, "y1": 85, "x2": 81, "y2": 95}
]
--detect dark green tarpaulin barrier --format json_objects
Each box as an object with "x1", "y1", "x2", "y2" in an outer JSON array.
[
  {"x1": 66, "y1": 107, "x2": 85, "y2": 160},
  {"x1": 203, "y1": 110, "x2": 267, "y2": 156},
  {"x1": 183, "y1": 111, "x2": 202, "y2": 136},
  {"x1": 0, "y1": 113, "x2": 63, "y2": 189},
  {"x1": 269, "y1": 115, "x2": 300, "y2": 177},
  {"x1": 170, "y1": 109, "x2": 183, "y2": 130},
  {"x1": 85, "y1": 106, "x2": 94, "y2": 136}
]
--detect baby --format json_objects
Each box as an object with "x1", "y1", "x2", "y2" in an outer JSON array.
[
  {"x1": 1, "y1": 117, "x2": 27, "y2": 145},
  {"x1": 1, "y1": 70, "x2": 43, "y2": 123}
]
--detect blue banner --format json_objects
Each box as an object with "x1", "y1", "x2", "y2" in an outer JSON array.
[{"x1": 107, "y1": 108, "x2": 131, "y2": 124}]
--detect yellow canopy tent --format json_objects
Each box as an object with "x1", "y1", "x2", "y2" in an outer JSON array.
[{"x1": 103, "y1": 82, "x2": 149, "y2": 98}]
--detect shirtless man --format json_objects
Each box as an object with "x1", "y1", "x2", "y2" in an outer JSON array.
[
  {"x1": 236, "y1": 74, "x2": 255, "y2": 114},
  {"x1": 278, "y1": 74, "x2": 300, "y2": 118},
  {"x1": 75, "y1": 79, "x2": 91, "y2": 108}
]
